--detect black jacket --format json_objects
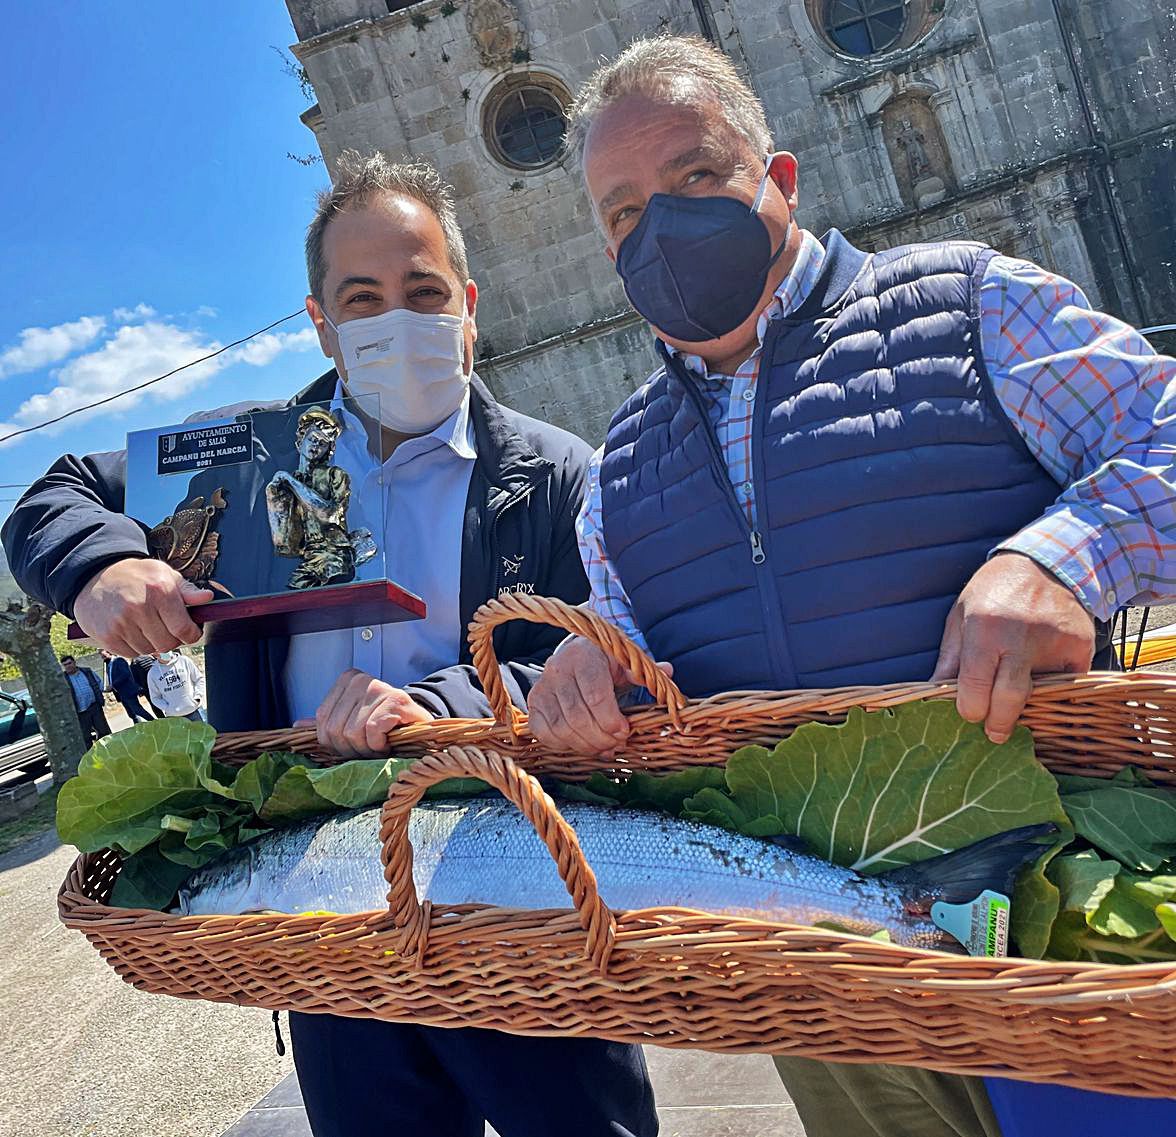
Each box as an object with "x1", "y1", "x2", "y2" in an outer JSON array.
[
  {"x1": 104, "y1": 656, "x2": 139, "y2": 698},
  {"x1": 66, "y1": 666, "x2": 103, "y2": 710},
  {"x1": 2, "y1": 371, "x2": 592, "y2": 731}
]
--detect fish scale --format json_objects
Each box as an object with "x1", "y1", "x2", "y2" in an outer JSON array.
[{"x1": 174, "y1": 799, "x2": 1054, "y2": 951}]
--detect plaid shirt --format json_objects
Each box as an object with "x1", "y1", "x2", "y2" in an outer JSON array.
[{"x1": 578, "y1": 230, "x2": 1176, "y2": 654}]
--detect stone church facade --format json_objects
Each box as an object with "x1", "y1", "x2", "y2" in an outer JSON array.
[{"x1": 285, "y1": 0, "x2": 1176, "y2": 443}]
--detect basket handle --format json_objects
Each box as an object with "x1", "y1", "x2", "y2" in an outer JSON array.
[
  {"x1": 467, "y1": 593, "x2": 687, "y2": 735},
  {"x1": 378, "y1": 744, "x2": 617, "y2": 974}
]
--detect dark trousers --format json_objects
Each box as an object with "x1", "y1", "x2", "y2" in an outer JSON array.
[
  {"x1": 116, "y1": 693, "x2": 154, "y2": 723},
  {"x1": 288, "y1": 1014, "x2": 658, "y2": 1137},
  {"x1": 76, "y1": 702, "x2": 112, "y2": 743}
]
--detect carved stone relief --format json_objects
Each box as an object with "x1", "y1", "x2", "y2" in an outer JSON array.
[
  {"x1": 881, "y1": 92, "x2": 957, "y2": 210},
  {"x1": 464, "y1": 0, "x2": 529, "y2": 68}
]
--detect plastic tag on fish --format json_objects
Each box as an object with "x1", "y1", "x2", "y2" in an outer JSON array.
[{"x1": 930, "y1": 889, "x2": 1010, "y2": 957}]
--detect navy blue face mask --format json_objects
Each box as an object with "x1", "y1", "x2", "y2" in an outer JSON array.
[{"x1": 615, "y1": 170, "x2": 789, "y2": 343}]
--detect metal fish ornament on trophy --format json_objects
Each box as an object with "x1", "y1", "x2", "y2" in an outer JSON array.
[
  {"x1": 177, "y1": 799, "x2": 1053, "y2": 953},
  {"x1": 147, "y1": 488, "x2": 232, "y2": 597}
]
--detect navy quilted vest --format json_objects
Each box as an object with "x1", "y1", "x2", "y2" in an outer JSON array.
[{"x1": 600, "y1": 231, "x2": 1072, "y2": 695}]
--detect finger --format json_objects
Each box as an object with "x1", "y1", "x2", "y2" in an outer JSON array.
[
  {"x1": 528, "y1": 687, "x2": 580, "y2": 754},
  {"x1": 155, "y1": 582, "x2": 204, "y2": 647},
  {"x1": 552, "y1": 679, "x2": 624, "y2": 755},
  {"x1": 570, "y1": 648, "x2": 629, "y2": 739},
  {"x1": 620, "y1": 659, "x2": 675, "y2": 689},
  {"x1": 364, "y1": 697, "x2": 409, "y2": 754},
  {"x1": 98, "y1": 632, "x2": 138, "y2": 659},
  {"x1": 573, "y1": 664, "x2": 629, "y2": 741},
  {"x1": 315, "y1": 670, "x2": 361, "y2": 752},
  {"x1": 527, "y1": 700, "x2": 555, "y2": 748},
  {"x1": 292, "y1": 718, "x2": 315, "y2": 729},
  {"x1": 954, "y1": 637, "x2": 1000, "y2": 725},
  {"x1": 339, "y1": 672, "x2": 391, "y2": 757},
  {"x1": 128, "y1": 607, "x2": 184, "y2": 655},
  {"x1": 179, "y1": 580, "x2": 215, "y2": 607},
  {"x1": 984, "y1": 653, "x2": 1033, "y2": 745},
  {"x1": 930, "y1": 605, "x2": 963, "y2": 681},
  {"x1": 324, "y1": 672, "x2": 370, "y2": 757}
]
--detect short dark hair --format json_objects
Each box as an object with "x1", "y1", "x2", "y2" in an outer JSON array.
[
  {"x1": 305, "y1": 151, "x2": 470, "y2": 301},
  {"x1": 61, "y1": 655, "x2": 76, "y2": 664}
]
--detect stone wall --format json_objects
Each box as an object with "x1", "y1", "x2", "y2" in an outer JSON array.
[
  {"x1": 286, "y1": 0, "x2": 1176, "y2": 443},
  {"x1": 478, "y1": 314, "x2": 659, "y2": 444}
]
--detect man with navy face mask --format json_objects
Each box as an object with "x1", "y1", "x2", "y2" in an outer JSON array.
[
  {"x1": 2, "y1": 151, "x2": 657, "y2": 1137},
  {"x1": 529, "y1": 34, "x2": 1176, "y2": 1137}
]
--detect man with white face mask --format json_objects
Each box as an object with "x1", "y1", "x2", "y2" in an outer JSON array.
[{"x1": 2, "y1": 151, "x2": 656, "y2": 1137}]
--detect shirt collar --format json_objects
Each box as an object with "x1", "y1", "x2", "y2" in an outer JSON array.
[
  {"x1": 669, "y1": 227, "x2": 827, "y2": 380},
  {"x1": 331, "y1": 379, "x2": 477, "y2": 462}
]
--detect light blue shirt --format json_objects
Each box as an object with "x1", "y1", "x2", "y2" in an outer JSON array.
[
  {"x1": 67, "y1": 669, "x2": 96, "y2": 711},
  {"x1": 283, "y1": 382, "x2": 477, "y2": 721}
]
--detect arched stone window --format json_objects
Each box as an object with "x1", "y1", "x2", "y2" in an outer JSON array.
[
  {"x1": 825, "y1": 0, "x2": 906, "y2": 55},
  {"x1": 483, "y1": 74, "x2": 570, "y2": 171},
  {"x1": 808, "y1": 0, "x2": 945, "y2": 58}
]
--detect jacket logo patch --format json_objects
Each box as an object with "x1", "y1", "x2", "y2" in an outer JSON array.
[{"x1": 502, "y1": 553, "x2": 525, "y2": 577}]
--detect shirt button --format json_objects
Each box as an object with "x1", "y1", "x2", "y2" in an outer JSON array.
[
  {"x1": 742, "y1": 388, "x2": 756, "y2": 402},
  {"x1": 741, "y1": 481, "x2": 753, "y2": 497},
  {"x1": 360, "y1": 628, "x2": 374, "y2": 642},
  {"x1": 1106, "y1": 589, "x2": 1117, "y2": 610}
]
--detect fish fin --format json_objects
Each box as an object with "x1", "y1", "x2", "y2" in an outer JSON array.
[{"x1": 880, "y1": 823, "x2": 1058, "y2": 911}]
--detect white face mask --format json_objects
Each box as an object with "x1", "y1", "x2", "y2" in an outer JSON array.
[
  {"x1": 158, "y1": 652, "x2": 176, "y2": 665},
  {"x1": 326, "y1": 304, "x2": 471, "y2": 434}
]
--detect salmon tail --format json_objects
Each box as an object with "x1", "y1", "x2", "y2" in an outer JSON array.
[{"x1": 879, "y1": 823, "x2": 1058, "y2": 913}]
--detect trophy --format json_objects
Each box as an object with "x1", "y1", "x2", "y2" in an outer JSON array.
[{"x1": 71, "y1": 393, "x2": 424, "y2": 642}]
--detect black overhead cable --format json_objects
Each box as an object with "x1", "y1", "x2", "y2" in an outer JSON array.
[{"x1": 0, "y1": 310, "x2": 304, "y2": 445}]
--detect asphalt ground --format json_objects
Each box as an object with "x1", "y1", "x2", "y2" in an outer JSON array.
[{"x1": 0, "y1": 823, "x2": 294, "y2": 1137}]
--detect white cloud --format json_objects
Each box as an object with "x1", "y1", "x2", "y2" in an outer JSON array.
[
  {"x1": 226, "y1": 327, "x2": 318, "y2": 367},
  {"x1": 13, "y1": 322, "x2": 224, "y2": 431},
  {"x1": 194, "y1": 305, "x2": 219, "y2": 319},
  {"x1": 0, "y1": 315, "x2": 107, "y2": 379},
  {"x1": 2, "y1": 318, "x2": 320, "y2": 443},
  {"x1": 112, "y1": 303, "x2": 157, "y2": 323}
]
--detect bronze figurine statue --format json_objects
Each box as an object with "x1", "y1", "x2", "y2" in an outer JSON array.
[{"x1": 265, "y1": 406, "x2": 376, "y2": 590}]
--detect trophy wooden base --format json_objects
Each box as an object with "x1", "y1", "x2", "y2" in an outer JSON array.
[{"x1": 67, "y1": 579, "x2": 426, "y2": 645}]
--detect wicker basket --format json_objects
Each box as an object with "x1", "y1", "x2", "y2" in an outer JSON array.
[{"x1": 59, "y1": 595, "x2": 1176, "y2": 1096}]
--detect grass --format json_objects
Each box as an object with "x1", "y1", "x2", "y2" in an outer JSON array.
[{"x1": 0, "y1": 785, "x2": 59, "y2": 857}]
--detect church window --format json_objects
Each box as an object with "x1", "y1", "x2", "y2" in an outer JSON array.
[
  {"x1": 484, "y1": 75, "x2": 570, "y2": 171},
  {"x1": 823, "y1": 0, "x2": 908, "y2": 55}
]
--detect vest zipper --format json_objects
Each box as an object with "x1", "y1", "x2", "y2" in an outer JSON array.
[{"x1": 673, "y1": 340, "x2": 796, "y2": 686}]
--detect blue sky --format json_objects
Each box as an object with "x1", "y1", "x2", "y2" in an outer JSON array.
[{"x1": 0, "y1": 3, "x2": 332, "y2": 523}]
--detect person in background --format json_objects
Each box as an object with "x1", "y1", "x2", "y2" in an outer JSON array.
[
  {"x1": 101, "y1": 648, "x2": 154, "y2": 723},
  {"x1": 147, "y1": 649, "x2": 206, "y2": 722},
  {"x1": 61, "y1": 654, "x2": 111, "y2": 743},
  {"x1": 130, "y1": 654, "x2": 163, "y2": 717}
]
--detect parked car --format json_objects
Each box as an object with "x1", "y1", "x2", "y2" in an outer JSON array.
[{"x1": 0, "y1": 689, "x2": 40, "y2": 746}]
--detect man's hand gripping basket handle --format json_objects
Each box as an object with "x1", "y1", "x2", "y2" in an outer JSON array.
[
  {"x1": 379, "y1": 744, "x2": 618, "y2": 973},
  {"x1": 467, "y1": 594, "x2": 687, "y2": 735}
]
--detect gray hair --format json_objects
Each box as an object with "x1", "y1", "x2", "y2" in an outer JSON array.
[
  {"x1": 565, "y1": 35, "x2": 773, "y2": 165},
  {"x1": 305, "y1": 150, "x2": 470, "y2": 301}
]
